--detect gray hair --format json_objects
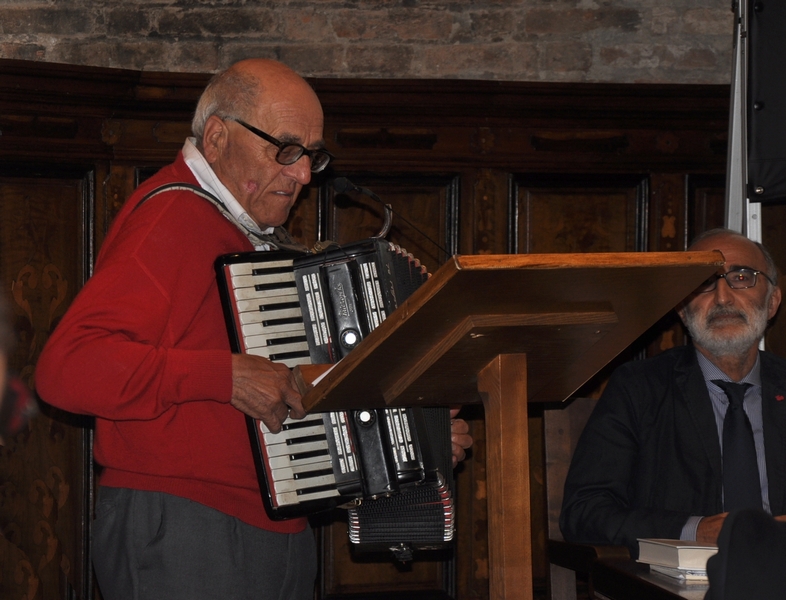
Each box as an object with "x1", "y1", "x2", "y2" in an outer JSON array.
[
  {"x1": 689, "y1": 227, "x2": 780, "y2": 283},
  {"x1": 191, "y1": 68, "x2": 261, "y2": 141}
]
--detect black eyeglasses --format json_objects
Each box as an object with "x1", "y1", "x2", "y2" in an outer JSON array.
[
  {"x1": 227, "y1": 118, "x2": 333, "y2": 173},
  {"x1": 697, "y1": 268, "x2": 776, "y2": 293}
]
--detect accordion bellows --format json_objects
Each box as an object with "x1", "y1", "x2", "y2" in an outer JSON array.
[{"x1": 215, "y1": 238, "x2": 455, "y2": 555}]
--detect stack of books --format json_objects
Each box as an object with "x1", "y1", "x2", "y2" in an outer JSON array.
[{"x1": 636, "y1": 538, "x2": 718, "y2": 583}]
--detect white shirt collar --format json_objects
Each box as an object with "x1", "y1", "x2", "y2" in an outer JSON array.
[{"x1": 182, "y1": 137, "x2": 274, "y2": 237}]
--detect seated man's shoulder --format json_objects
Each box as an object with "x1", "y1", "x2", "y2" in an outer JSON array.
[
  {"x1": 761, "y1": 349, "x2": 786, "y2": 374},
  {"x1": 611, "y1": 344, "x2": 691, "y2": 381}
]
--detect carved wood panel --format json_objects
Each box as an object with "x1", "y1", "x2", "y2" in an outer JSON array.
[
  {"x1": 688, "y1": 174, "x2": 727, "y2": 239},
  {"x1": 649, "y1": 173, "x2": 687, "y2": 252},
  {"x1": 513, "y1": 174, "x2": 647, "y2": 255},
  {"x1": 0, "y1": 166, "x2": 94, "y2": 600}
]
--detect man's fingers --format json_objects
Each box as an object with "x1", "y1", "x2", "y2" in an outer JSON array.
[{"x1": 230, "y1": 354, "x2": 304, "y2": 428}]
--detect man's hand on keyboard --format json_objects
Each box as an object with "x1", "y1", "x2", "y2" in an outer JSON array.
[{"x1": 230, "y1": 353, "x2": 306, "y2": 433}]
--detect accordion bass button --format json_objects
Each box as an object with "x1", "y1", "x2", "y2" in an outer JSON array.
[
  {"x1": 356, "y1": 410, "x2": 375, "y2": 426},
  {"x1": 340, "y1": 329, "x2": 360, "y2": 349}
]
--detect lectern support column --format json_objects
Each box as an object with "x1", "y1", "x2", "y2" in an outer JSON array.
[{"x1": 477, "y1": 354, "x2": 533, "y2": 600}]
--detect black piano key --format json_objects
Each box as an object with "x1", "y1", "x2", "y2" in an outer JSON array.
[
  {"x1": 265, "y1": 334, "x2": 308, "y2": 347},
  {"x1": 287, "y1": 449, "x2": 329, "y2": 462},
  {"x1": 259, "y1": 315, "x2": 302, "y2": 326},
  {"x1": 252, "y1": 264, "x2": 295, "y2": 275},
  {"x1": 286, "y1": 433, "x2": 327, "y2": 446},
  {"x1": 267, "y1": 350, "x2": 312, "y2": 362},
  {"x1": 293, "y1": 467, "x2": 335, "y2": 480},
  {"x1": 257, "y1": 300, "x2": 301, "y2": 312},
  {"x1": 297, "y1": 483, "x2": 340, "y2": 496},
  {"x1": 281, "y1": 418, "x2": 323, "y2": 431},
  {"x1": 254, "y1": 281, "x2": 297, "y2": 292}
]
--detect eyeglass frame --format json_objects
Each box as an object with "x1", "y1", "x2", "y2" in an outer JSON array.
[
  {"x1": 697, "y1": 268, "x2": 777, "y2": 293},
  {"x1": 224, "y1": 117, "x2": 334, "y2": 173}
]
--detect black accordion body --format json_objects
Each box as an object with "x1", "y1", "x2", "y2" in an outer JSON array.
[{"x1": 215, "y1": 239, "x2": 455, "y2": 554}]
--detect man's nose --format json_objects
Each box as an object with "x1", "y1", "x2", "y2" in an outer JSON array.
[
  {"x1": 282, "y1": 156, "x2": 312, "y2": 185},
  {"x1": 713, "y1": 276, "x2": 736, "y2": 304}
]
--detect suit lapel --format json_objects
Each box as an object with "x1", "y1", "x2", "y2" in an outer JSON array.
[
  {"x1": 761, "y1": 352, "x2": 786, "y2": 514},
  {"x1": 674, "y1": 347, "x2": 723, "y2": 483}
]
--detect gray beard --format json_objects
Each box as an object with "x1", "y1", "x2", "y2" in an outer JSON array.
[{"x1": 682, "y1": 303, "x2": 769, "y2": 358}]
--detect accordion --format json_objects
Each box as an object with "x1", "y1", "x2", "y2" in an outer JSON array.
[{"x1": 215, "y1": 238, "x2": 455, "y2": 555}]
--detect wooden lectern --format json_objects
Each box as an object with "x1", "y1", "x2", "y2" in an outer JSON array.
[{"x1": 295, "y1": 251, "x2": 724, "y2": 600}]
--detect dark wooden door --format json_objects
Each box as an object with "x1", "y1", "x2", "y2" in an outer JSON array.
[{"x1": 0, "y1": 164, "x2": 96, "y2": 600}]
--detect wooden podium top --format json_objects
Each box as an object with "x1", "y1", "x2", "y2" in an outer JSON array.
[{"x1": 296, "y1": 251, "x2": 724, "y2": 412}]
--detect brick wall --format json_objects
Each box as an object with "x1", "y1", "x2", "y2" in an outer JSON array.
[{"x1": 0, "y1": 1, "x2": 733, "y2": 83}]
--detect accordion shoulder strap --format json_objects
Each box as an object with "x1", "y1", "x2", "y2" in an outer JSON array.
[{"x1": 131, "y1": 182, "x2": 309, "y2": 253}]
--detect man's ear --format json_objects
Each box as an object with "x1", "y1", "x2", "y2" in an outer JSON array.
[
  {"x1": 675, "y1": 301, "x2": 688, "y2": 325},
  {"x1": 201, "y1": 115, "x2": 227, "y2": 165},
  {"x1": 768, "y1": 285, "x2": 782, "y2": 320}
]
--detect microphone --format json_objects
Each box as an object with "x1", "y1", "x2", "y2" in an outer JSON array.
[
  {"x1": 331, "y1": 177, "x2": 450, "y2": 259},
  {"x1": 333, "y1": 177, "x2": 386, "y2": 205},
  {"x1": 333, "y1": 177, "x2": 392, "y2": 239},
  {"x1": 332, "y1": 177, "x2": 359, "y2": 195}
]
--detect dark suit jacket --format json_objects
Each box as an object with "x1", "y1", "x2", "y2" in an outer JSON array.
[{"x1": 559, "y1": 345, "x2": 786, "y2": 556}]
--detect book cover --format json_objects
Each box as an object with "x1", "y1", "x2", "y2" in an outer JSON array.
[
  {"x1": 649, "y1": 564, "x2": 709, "y2": 584},
  {"x1": 637, "y1": 538, "x2": 718, "y2": 570}
]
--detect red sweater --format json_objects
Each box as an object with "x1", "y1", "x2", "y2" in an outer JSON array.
[{"x1": 36, "y1": 153, "x2": 306, "y2": 534}]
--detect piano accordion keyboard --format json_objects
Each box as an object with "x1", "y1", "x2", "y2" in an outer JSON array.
[
  {"x1": 218, "y1": 253, "x2": 361, "y2": 512},
  {"x1": 226, "y1": 257, "x2": 312, "y2": 368}
]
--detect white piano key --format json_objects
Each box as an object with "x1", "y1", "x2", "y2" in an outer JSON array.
[
  {"x1": 239, "y1": 306, "x2": 304, "y2": 324},
  {"x1": 267, "y1": 452, "x2": 331, "y2": 470},
  {"x1": 264, "y1": 435, "x2": 328, "y2": 455},
  {"x1": 270, "y1": 458, "x2": 334, "y2": 481},
  {"x1": 244, "y1": 331, "x2": 308, "y2": 348},
  {"x1": 264, "y1": 439, "x2": 329, "y2": 458},
  {"x1": 274, "y1": 472, "x2": 337, "y2": 493},
  {"x1": 231, "y1": 272, "x2": 296, "y2": 289},
  {"x1": 245, "y1": 340, "x2": 311, "y2": 357},
  {"x1": 241, "y1": 321, "x2": 305, "y2": 337},
  {"x1": 234, "y1": 293, "x2": 301, "y2": 314},
  {"x1": 258, "y1": 413, "x2": 324, "y2": 434},
  {"x1": 229, "y1": 259, "x2": 295, "y2": 276},
  {"x1": 232, "y1": 285, "x2": 297, "y2": 301},
  {"x1": 295, "y1": 488, "x2": 342, "y2": 502},
  {"x1": 243, "y1": 326, "x2": 306, "y2": 341},
  {"x1": 262, "y1": 423, "x2": 327, "y2": 445},
  {"x1": 244, "y1": 338, "x2": 309, "y2": 354},
  {"x1": 275, "y1": 487, "x2": 340, "y2": 506}
]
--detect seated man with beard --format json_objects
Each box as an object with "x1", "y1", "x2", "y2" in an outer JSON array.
[{"x1": 559, "y1": 228, "x2": 786, "y2": 556}]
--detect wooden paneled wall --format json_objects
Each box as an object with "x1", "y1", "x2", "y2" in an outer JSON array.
[{"x1": 4, "y1": 58, "x2": 781, "y2": 600}]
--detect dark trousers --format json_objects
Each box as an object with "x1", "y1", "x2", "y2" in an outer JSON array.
[{"x1": 92, "y1": 487, "x2": 317, "y2": 600}]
